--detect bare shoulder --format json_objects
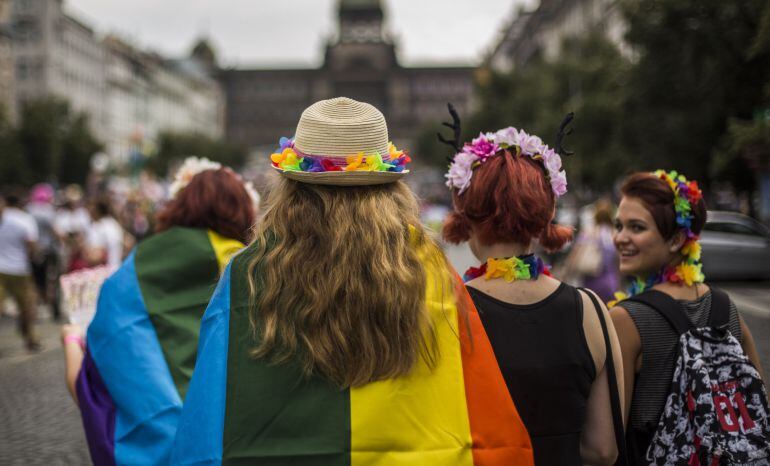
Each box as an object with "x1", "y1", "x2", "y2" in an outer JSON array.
[
  {"x1": 578, "y1": 288, "x2": 608, "y2": 372},
  {"x1": 609, "y1": 304, "x2": 641, "y2": 354}
]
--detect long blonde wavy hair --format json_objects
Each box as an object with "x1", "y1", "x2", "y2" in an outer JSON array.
[{"x1": 247, "y1": 178, "x2": 443, "y2": 388}]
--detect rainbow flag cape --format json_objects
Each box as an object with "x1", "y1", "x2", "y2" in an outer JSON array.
[
  {"x1": 76, "y1": 227, "x2": 243, "y2": 466},
  {"x1": 171, "y1": 241, "x2": 534, "y2": 466}
]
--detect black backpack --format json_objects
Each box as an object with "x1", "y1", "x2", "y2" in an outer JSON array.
[{"x1": 625, "y1": 289, "x2": 770, "y2": 466}]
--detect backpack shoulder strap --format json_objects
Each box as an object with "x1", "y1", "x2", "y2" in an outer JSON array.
[
  {"x1": 578, "y1": 287, "x2": 628, "y2": 466},
  {"x1": 624, "y1": 289, "x2": 694, "y2": 335},
  {"x1": 707, "y1": 287, "x2": 731, "y2": 328}
]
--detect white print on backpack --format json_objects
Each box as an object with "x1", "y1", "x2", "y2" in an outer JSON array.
[{"x1": 647, "y1": 327, "x2": 770, "y2": 466}]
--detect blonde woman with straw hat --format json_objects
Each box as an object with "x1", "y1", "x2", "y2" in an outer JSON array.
[{"x1": 171, "y1": 97, "x2": 535, "y2": 466}]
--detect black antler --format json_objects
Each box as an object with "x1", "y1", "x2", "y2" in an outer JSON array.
[
  {"x1": 555, "y1": 112, "x2": 575, "y2": 156},
  {"x1": 437, "y1": 103, "x2": 462, "y2": 163}
]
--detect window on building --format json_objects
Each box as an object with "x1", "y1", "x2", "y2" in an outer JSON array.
[{"x1": 13, "y1": 18, "x2": 38, "y2": 43}]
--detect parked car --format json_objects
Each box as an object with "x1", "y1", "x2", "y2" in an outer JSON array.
[{"x1": 700, "y1": 211, "x2": 770, "y2": 280}]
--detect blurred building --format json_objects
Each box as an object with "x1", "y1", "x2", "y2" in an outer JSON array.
[
  {"x1": 10, "y1": 0, "x2": 107, "y2": 138},
  {"x1": 220, "y1": 0, "x2": 477, "y2": 152},
  {"x1": 0, "y1": 0, "x2": 15, "y2": 122},
  {"x1": 103, "y1": 37, "x2": 224, "y2": 165},
  {"x1": 487, "y1": 0, "x2": 628, "y2": 72},
  {"x1": 9, "y1": 0, "x2": 224, "y2": 165}
]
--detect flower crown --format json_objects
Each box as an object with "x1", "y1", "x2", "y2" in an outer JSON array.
[
  {"x1": 445, "y1": 128, "x2": 568, "y2": 197},
  {"x1": 168, "y1": 156, "x2": 260, "y2": 207},
  {"x1": 653, "y1": 170, "x2": 705, "y2": 285},
  {"x1": 270, "y1": 137, "x2": 411, "y2": 173},
  {"x1": 169, "y1": 156, "x2": 222, "y2": 198}
]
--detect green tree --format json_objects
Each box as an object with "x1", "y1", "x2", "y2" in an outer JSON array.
[
  {"x1": 620, "y1": 0, "x2": 770, "y2": 183},
  {"x1": 148, "y1": 131, "x2": 247, "y2": 176},
  {"x1": 469, "y1": 33, "x2": 632, "y2": 191},
  {"x1": 16, "y1": 98, "x2": 69, "y2": 183},
  {"x1": 13, "y1": 97, "x2": 102, "y2": 186},
  {"x1": 60, "y1": 114, "x2": 102, "y2": 185},
  {"x1": 0, "y1": 105, "x2": 27, "y2": 186}
]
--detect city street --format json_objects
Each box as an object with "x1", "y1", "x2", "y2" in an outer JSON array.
[{"x1": 0, "y1": 245, "x2": 768, "y2": 464}]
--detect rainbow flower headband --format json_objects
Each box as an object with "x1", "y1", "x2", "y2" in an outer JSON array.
[
  {"x1": 445, "y1": 127, "x2": 568, "y2": 197},
  {"x1": 270, "y1": 137, "x2": 411, "y2": 173},
  {"x1": 607, "y1": 170, "x2": 704, "y2": 307}
]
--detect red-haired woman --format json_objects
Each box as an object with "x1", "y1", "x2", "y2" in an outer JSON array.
[
  {"x1": 609, "y1": 171, "x2": 766, "y2": 464},
  {"x1": 443, "y1": 127, "x2": 624, "y2": 466},
  {"x1": 60, "y1": 159, "x2": 258, "y2": 465}
]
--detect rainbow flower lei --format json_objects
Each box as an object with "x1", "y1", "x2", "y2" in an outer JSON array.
[
  {"x1": 463, "y1": 254, "x2": 551, "y2": 283},
  {"x1": 607, "y1": 170, "x2": 704, "y2": 307},
  {"x1": 270, "y1": 137, "x2": 411, "y2": 173},
  {"x1": 445, "y1": 127, "x2": 568, "y2": 197}
]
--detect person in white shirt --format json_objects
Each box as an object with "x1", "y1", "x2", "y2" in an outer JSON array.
[
  {"x1": 0, "y1": 190, "x2": 41, "y2": 351},
  {"x1": 85, "y1": 198, "x2": 124, "y2": 269}
]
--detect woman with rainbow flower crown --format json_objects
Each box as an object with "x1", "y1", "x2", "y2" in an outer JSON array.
[
  {"x1": 442, "y1": 109, "x2": 625, "y2": 466},
  {"x1": 609, "y1": 170, "x2": 766, "y2": 464}
]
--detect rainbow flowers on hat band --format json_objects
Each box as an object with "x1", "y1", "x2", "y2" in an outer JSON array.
[
  {"x1": 270, "y1": 137, "x2": 411, "y2": 173},
  {"x1": 445, "y1": 127, "x2": 568, "y2": 197}
]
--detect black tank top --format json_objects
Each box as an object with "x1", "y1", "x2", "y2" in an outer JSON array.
[{"x1": 467, "y1": 283, "x2": 596, "y2": 466}]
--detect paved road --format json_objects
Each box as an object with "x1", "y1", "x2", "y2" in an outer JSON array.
[
  {"x1": 0, "y1": 316, "x2": 90, "y2": 465},
  {"x1": 0, "y1": 247, "x2": 768, "y2": 464}
]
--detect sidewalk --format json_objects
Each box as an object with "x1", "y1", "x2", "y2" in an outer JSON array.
[{"x1": 0, "y1": 315, "x2": 90, "y2": 465}]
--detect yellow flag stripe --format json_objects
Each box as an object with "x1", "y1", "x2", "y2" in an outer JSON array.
[
  {"x1": 350, "y1": 244, "x2": 474, "y2": 466},
  {"x1": 207, "y1": 230, "x2": 245, "y2": 273}
]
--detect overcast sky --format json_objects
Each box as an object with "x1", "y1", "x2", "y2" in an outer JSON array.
[{"x1": 65, "y1": 0, "x2": 534, "y2": 68}]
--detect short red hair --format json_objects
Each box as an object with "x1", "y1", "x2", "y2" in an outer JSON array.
[
  {"x1": 443, "y1": 150, "x2": 572, "y2": 251},
  {"x1": 155, "y1": 168, "x2": 256, "y2": 244}
]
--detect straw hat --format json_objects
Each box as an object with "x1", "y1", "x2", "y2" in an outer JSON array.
[{"x1": 272, "y1": 97, "x2": 410, "y2": 186}]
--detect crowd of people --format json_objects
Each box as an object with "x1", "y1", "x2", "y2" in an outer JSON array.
[
  {"x1": 0, "y1": 182, "x2": 134, "y2": 351},
  {"x1": 1, "y1": 96, "x2": 768, "y2": 465}
]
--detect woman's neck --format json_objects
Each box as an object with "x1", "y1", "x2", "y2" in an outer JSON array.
[{"x1": 475, "y1": 242, "x2": 532, "y2": 263}]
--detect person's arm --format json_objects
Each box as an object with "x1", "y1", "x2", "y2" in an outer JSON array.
[
  {"x1": 610, "y1": 305, "x2": 641, "y2": 426},
  {"x1": 579, "y1": 290, "x2": 625, "y2": 465},
  {"x1": 739, "y1": 316, "x2": 766, "y2": 381},
  {"x1": 61, "y1": 324, "x2": 85, "y2": 406}
]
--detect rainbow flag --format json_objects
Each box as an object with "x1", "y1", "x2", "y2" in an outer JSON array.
[
  {"x1": 171, "y1": 242, "x2": 534, "y2": 466},
  {"x1": 76, "y1": 227, "x2": 243, "y2": 466}
]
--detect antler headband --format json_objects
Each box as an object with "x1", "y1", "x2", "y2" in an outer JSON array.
[{"x1": 441, "y1": 104, "x2": 573, "y2": 197}]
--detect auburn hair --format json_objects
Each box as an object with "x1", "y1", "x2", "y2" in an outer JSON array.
[
  {"x1": 443, "y1": 150, "x2": 573, "y2": 251},
  {"x1": 620, "y1": 172, "x2": 707, "y2": 240},
  {"x1": 155, "y1": 168, "x2": 256, "y2": 244},
  {"x1": 246, "y1": 178, "x2": 446, "y2": 388}
]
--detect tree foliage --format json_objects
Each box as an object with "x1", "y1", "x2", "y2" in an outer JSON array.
[
  {"x1": 148, "y1": 131, "x2": 247, "y2": 177},
  {"x1": 467, "y1": 0, "x2": 770, "y2": 196},
  {"x1": 0, "y1": 97, "x2": 103, "y2": 186}
]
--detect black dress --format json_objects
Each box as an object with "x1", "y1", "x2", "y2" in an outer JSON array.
[{"x1": 467, "y1": 283, "x2": 596, "y2": 466}]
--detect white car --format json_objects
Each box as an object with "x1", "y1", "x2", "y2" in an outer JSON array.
[{"x1": 700, "y1": 211, "x2": 770, "y2": 280}]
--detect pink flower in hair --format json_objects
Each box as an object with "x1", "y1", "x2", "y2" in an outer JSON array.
[
  {"x1": 465, "y1": 133, "x2": 499, "y2": 161},
  {"x1": 516, "y1": 131, "x2": 543, "y2": 156},
  {"x1": 493, "y1": 127, "x2": 519, "y2": 147},
  {"x1": 550, "y1": 170, "x2": 568, "y2": 197},
  {"x1": 445, "y1": 151, "x2": 479, "y2": 194},
  {"x1": 541, "y1": 147, "x2": 563, "y2": 174}
]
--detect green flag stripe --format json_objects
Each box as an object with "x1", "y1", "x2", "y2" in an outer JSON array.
[
  {"x1": 135, "y1": 227, "x2": 221, "y2": 400},
  {"x1": 223, "y1": 246, "x2": 351, "y2": 466}
]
